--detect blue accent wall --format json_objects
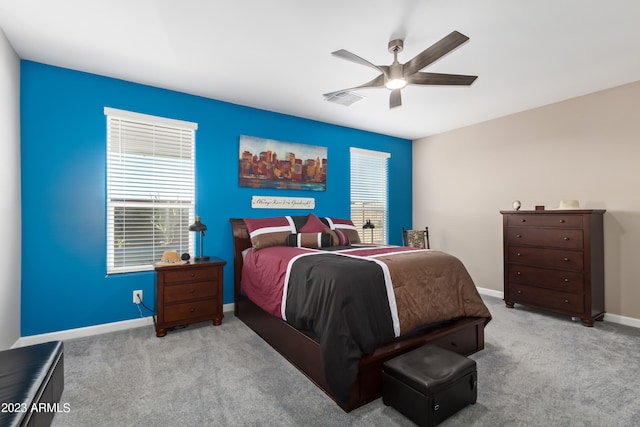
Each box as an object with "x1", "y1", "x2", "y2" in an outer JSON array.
[{"x1": 20, "y1": 61, "x2": 412, "y2": 336}]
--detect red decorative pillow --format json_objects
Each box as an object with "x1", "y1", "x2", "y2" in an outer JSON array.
[
  {"x1": 244, "y1": 216, "x2": 296, "y2": 250},
  {"x1": 325, "y1": 217, "x2": 361, "y2": 244},
  {"x1": 300, "y1": 213, "x2": 327, "y2": 233},
  {"x1": 325, "y1": 228, "x2": 349, "y2": 246}
]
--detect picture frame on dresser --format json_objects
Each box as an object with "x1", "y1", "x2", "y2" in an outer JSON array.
[{"x1": 500, "y1": 209, "x2": 605, "y2": 326}]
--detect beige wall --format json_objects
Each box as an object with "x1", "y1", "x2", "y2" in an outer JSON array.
[
  {"x1": 0, "y1": 27, "x2": 22, "y2": 349},
  {"x1": 413, "y1": 80, "x2": 640, "y2": 321}
]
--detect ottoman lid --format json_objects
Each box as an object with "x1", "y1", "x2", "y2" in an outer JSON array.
[{"x1": 383, "y1": 344, "x2": 476, "y2": 395}]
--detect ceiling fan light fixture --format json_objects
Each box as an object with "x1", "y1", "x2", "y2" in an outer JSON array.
[{"x1": 385, "y1": 78, "x2": 406, "y2": 90}]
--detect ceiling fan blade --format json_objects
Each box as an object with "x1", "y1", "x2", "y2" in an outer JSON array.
[
  {"x1": 403, "y1": 31, "x2": 470, "y2": 76},
  {"x1": 323, "y1": 74, "x2": 386, "y2": 98},
  {"x1": 407, "y1": 72, "x2": 477, "y2": 86},
  {"x1": 390, "y1": 90, "x2": 402, "y2": 109},
  {"x1": 331, "y1": 49, "x2": 389, "y2": 76}
]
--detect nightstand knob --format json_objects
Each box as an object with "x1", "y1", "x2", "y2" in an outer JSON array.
[
  {"x1": 516, "y1": 252, "x2": 521, "y2": 256},
  {"x1": 563, "y1": 237, "x2": 570, "y2": 241},
  {"x1": 559, "y1": 219, "x2": 565, "y2": 223},
  {"x1": 564, "y1": 278, "x2": 569, "y2": 282},
  {"x1": 520, "y1": 219, "x2": 526, "y2": 222},
  {"x1": 517, "y1": 290, "x2": 522, "y2": 294},
  {"x1": 190, "y1": 308, "x2": 195, "y2": 312},
  {"x1": 564, "y1": 299, "x2": 569, "y2": 303},
  {"x1": 516, "y1": 234, "x2": 522, "y2": 238},
  {"x1": 191, "y1": 273, "x2": 196, "y2": 277},
  {"x1": 563, "y1": 257, "x2": 569, "y2": 262},
  {"x1": 516, "y1": 271, "x2": 521, "y2": 275}
]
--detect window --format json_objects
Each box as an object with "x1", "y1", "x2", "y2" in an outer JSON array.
[
  {"x1": 350, "y1": 147, "x2": 390, "y2": 244},
  {"x1": 105, "y1": 107, "x2": 197, "y2": 274}
]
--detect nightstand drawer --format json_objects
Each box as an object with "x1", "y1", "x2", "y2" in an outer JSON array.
[
  {"x1": 507, "y1": 283, "x2": 583, "y2": 314},
  {"x1": 164, "y1": 280, "x2": 217, "y2": 303},
  {"x1": 506, "y1": 214, "x2": 583, "y2": 228},
  {"x1": 507, "y1": 264, "x2": 583, "y2": 292},
  {"x1": 163, "y1": 299, "x2": 217, "y2": 324},
  {"x1": 507, "y1": 246, "x2": 584, "y2": 271},
  {"x1": 162, "y1": 266, "x2": 217, "y2": 284},
  {"x1": 507, "y1": 227, "x2": 583, "y2": 249}
]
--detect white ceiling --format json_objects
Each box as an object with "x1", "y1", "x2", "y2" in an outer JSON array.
[{"x1": 1, "y1": 0, "x2": 640, "y2": 140}]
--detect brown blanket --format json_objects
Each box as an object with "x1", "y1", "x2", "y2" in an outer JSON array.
[{"x1": 374, "y1": 250, "x2": 492, "y2": 333}]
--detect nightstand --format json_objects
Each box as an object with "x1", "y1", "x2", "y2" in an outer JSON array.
[{"x1": 154, "y1": 257, "x2": 226, "y2": 337}]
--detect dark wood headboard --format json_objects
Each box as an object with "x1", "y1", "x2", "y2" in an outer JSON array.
[{"x1": 230, "y1": 218, "x2": 251, "y2": 315}]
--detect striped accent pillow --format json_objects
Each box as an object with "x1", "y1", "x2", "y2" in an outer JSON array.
[
  {"x1": 244, "y1": 216, "x2": 296, "y2": 250},
  {"x1": 286, "y1": 233, "x2": 333, "y2": 248},
  {"x1": 325, "y1": 217, "x2": 361, "y2": 244}
]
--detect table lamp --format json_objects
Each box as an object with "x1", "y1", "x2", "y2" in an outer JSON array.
[
  {"x1": 188, "y1": 216, "x2": 210, "y2": 261},
  {"x1": 362, "y1": 219, "x2": 375, "y2": 244}
]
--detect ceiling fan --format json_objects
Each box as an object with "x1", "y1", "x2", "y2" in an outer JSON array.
[{"x1": 324, "y1": 31, "x2": 477, "y2": 109}]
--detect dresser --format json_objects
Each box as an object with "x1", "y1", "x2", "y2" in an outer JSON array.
[
  {"x1": 155, "y1": 258, "x2": 226, "y2": 337},
  {"x1": 500, "y1": 210, "x2": 605, "y2": 326}
]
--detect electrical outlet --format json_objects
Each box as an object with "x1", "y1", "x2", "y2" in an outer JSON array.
[{"x1": 133, "y1": 290, "x2": 142, "y2": 304}]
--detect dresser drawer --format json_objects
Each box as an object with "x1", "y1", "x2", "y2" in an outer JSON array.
[
  {"x1": 164, "y1": 280, "x2": 217, "y2": 303},
  {"x1": 506, "y1": 214, "x2": 583, "y2": 228},
  {"x1": 507, "y1": 283, "x2": 584, "y2": 314},
  {"x1": 161, "y1": 266, "x2": 217, "y2": 284},
  {"x1": 507, "y1": 246, "x2": 584, "y2": 271},
  {"x1": 507, "y1": 227, "x2": 583, "y2": 249},
  {"x1": 507, "y1": 264, "x2": 583, "y2": 292},
  {"x1": 163, "y1": 298, "x2": 217, "y2": 324}
]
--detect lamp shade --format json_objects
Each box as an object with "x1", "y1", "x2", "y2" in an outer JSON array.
[{"x1": 188, "y1": 216, "x2": 207, "y2": 232}]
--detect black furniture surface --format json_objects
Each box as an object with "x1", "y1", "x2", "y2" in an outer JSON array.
[
  {"x1": 0, "y1": 341, "x2": 64, "y2": 427},
  {"x1": 383, "y1": 344, "x2": 477, "y2": 427}
]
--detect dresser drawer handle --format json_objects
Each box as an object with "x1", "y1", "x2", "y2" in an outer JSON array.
[
  {"x1": 559, "y1": 219, "x2": 565, "y2": 223},
  {"x1": 564, "y1": 278, "x2": 569, "y2": 282},
  {"x1": 190, "y1": 308, "x2": 195, "y2": 312},
  {"x1": 516, "y1": 271, "x2": 521, "y2": 275},
  {"x1": 191, "y1": 273, "x2": 196, "y2": 277},
  {"x1": 520, "y1": 219, "x2": 526, "y2": 222},
  {"x1": 563, "y1": 257, "x2": 569, "y2": 262},
  {"x1": 516, "y1": 234, "x2": 522, "y2": 238},
  {"x1": 516, "y1": 252, "x2": 522, "y2": 256},
  {"x1": 564, "y1": 299, "x2": 569, "y2": 303},
  {"x1": 563, "y1": 237, "x2": 570, "y2": 241},
  {"x1": 517, "y1": 290, "x2": 522, "y2": 294}
]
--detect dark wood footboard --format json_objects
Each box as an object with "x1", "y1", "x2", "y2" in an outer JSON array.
[{"x1": 238, "y1": 293, "x2": 484, "y2": 411}]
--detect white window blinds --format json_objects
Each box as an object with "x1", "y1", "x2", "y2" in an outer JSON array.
[
  {"x1": 105, "y1": 107, "x2": 197, "y2": 274},
  {"x1": 350, "y1": 147, "x2": 390, "y2": 244}
]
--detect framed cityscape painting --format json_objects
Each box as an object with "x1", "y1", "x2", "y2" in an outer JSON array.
[{"x1": 239, "y1": 135, "x2": 327, "y2": 191}]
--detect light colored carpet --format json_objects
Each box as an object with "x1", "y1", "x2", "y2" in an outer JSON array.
[{"x1": 51, "y1": 296, "x2": 640, "y2": 426}]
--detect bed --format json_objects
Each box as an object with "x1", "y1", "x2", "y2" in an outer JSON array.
[{"x1": 230, "y1": 215, "x2": 491, "y2": 412}]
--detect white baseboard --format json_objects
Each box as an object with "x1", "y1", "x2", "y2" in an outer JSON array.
[
  {"x1": 476, "y1": 286, "x2": 640, "y2": 328},
  {"x1": 18, "y1": 316, "x2": 155, "y2": 347},
  {"x1": 477, "y1": 286, "x2": 503, "y2": 299},
  {"x1": 602, "y1": 312, "x2": 640, "y2": 329},
  {"x1": 18, "y1": 303, "x2": 235, "y2": 347},
  {"x1": 15, "y1": 292, "x2": 640, "y2": 348}
]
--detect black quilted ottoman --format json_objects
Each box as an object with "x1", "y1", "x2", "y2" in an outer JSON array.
[
  {"x1": 0, "y1": 341, "x2": 64, "y2": 427},
  {"x1": 382, "y1": 344, "x2": 477, "y2": 426}
]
